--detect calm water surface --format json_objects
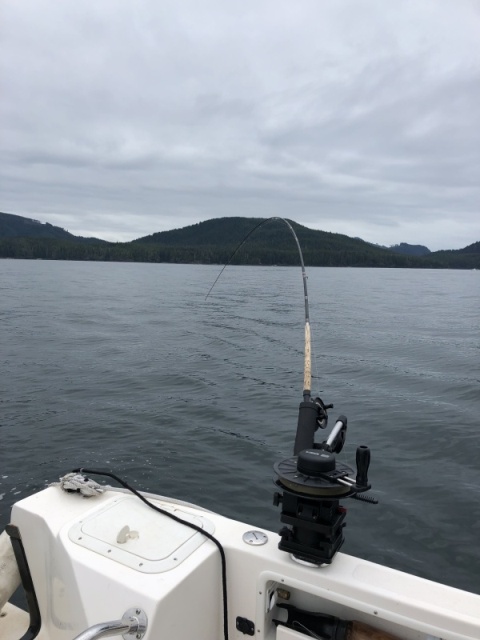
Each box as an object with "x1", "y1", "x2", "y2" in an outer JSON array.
[{"x1": 1, "y1": 260, "x2": 479, "y2": 594}]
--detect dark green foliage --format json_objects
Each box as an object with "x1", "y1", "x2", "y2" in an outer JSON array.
[
  {"x1": 389, "y1": 243, "x2": 431, "y2": 256},
  {"x1": 134, "y1": 217, "x2": 410, "y2": 266},
  {"x1": 0, "y1": 211, "x2": 106, "y2": 243},
  {"x1": 420, "y1": 249, "x2": 480, "y2": 269},
  {"x1": 457, "y1": 241, "x2": 480, "y2": 254},
  {"x1": 0, "y1": 215, "x2": 479, "y2": 268}
]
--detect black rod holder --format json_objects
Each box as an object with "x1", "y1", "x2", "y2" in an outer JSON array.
[{"x1": 275, "y1": 403, "x2": 376, "y2": 565}]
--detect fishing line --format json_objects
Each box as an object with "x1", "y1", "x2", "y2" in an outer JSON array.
[{"x1": 206, "y1": 217, "x2": 313, "y2": 399}]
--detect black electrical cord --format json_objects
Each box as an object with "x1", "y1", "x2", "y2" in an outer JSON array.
[{"x1": 72, "y1": 468, "x2": 229, "y2": 640}]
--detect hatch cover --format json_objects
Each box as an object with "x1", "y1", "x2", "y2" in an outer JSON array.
[{"x1": 68, "y1": 496, "x2": 215, "y2": 573}]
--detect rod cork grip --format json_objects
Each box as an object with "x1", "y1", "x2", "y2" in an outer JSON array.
[
  {"x1": 346, "y1": 621, "x2": 402, "y2": 640},
  {"x1": 303, "y1": 321, "x2": 312, "y2": 391}
]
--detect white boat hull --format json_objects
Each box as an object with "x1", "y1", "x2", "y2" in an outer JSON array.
[{"x1": 2, "y1": 486, "x2": 480, "y2": 640}]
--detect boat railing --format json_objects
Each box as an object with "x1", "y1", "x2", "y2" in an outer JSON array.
[{"x1": 72, "y1": 608, "x2": 147, "y2": 640}]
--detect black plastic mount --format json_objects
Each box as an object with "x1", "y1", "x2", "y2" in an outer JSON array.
[
  {"x1": 274, "y1": 484, "x2": 347, "y2": 564},
  {"x1": 275, "y1": 398, "x2": 374, "y2": 565},
  {"x1": 293, "y1": 397, "x2": 331, "y2": 455}
]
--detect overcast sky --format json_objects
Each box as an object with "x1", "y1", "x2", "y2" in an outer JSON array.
[{"x1": 1, "y1": 1, "x2": 479, "y2": 250}]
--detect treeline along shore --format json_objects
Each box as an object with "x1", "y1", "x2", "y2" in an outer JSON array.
[{"x1": 1, "y1": 213, "x2": 479, "y2": 269}]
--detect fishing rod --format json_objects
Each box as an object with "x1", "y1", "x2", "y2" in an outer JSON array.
[
  {"x1": 208, "y1": 217, "x2": 376, "y2": 567},
  {"x1": 207, "y1": 216, "x2": 328, "y2": 453}
]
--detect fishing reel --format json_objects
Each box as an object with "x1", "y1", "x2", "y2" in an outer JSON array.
[{"x1": 274, "y1": 395, "x2": 376, "y2": 565}]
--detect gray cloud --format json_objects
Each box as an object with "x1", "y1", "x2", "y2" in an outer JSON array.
[{"x1": 1, "y1": 0, "x2": 479, "y2": 249}]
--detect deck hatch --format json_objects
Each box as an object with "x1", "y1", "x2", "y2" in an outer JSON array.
[{"x1": 68, "y1": 496, "x2": 215, "y2": 573}]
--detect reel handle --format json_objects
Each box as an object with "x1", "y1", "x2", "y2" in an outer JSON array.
[{"x1": 355, "y1": 446, "x2": 371, "y2": 489}]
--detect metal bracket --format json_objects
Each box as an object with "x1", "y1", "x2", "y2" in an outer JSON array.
[
  {"x1": 71, "y1": 607, "x2": 148, "y2": 640},
  {"x1": 122, "y1": 609, "x2": 148, "y2": 640}
]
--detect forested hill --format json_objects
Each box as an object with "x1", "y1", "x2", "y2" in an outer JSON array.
[
  {"x1": 387, "y1": 243, "x2": 431, "y2": 256},
  {"x1": 133, "y1": 217, "x2": 480, "y2": 268},
  {"x1": 135, "y1": 217, "x2": 394, "y2": 263},
  {"x1": 458, "y1": 241, "x2": 480, "y2": 254},
  {"x1": 0, "y1": 213, "x2": 479, "y2": 269},
  {"x1": 0, "y1": 211, "x2": 105, "y2": 243}
]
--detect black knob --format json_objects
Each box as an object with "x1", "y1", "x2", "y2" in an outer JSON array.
[
  {"x1": 273, "y1": 492, "x2": 282, "y2": 506},
  {"x1": 355, "y1": 446, "x2": 370, "y2": 488}
]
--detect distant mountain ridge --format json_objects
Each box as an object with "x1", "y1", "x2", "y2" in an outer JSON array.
[
  {"x1": 0, "y1": 211, "x2": 106, "y2": 243},
  {"x1": 133, "y1": 217, "x2": 405, "y2": 266},
  {"x1": 0, "y1": 212, "x2": 479, "y2": 269},
  {"x1": 136, "y1": 218, "x2": 432, "y2": 256},
  {"x1": 457, "y1": 241, "x2": 480, "y2": 254},
  {"x1": 135, "y1": 217, "x2": 379, "y2": 252},
  {"x1": 386, "y1": 243, "x2": 431, "y2": 256}
]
